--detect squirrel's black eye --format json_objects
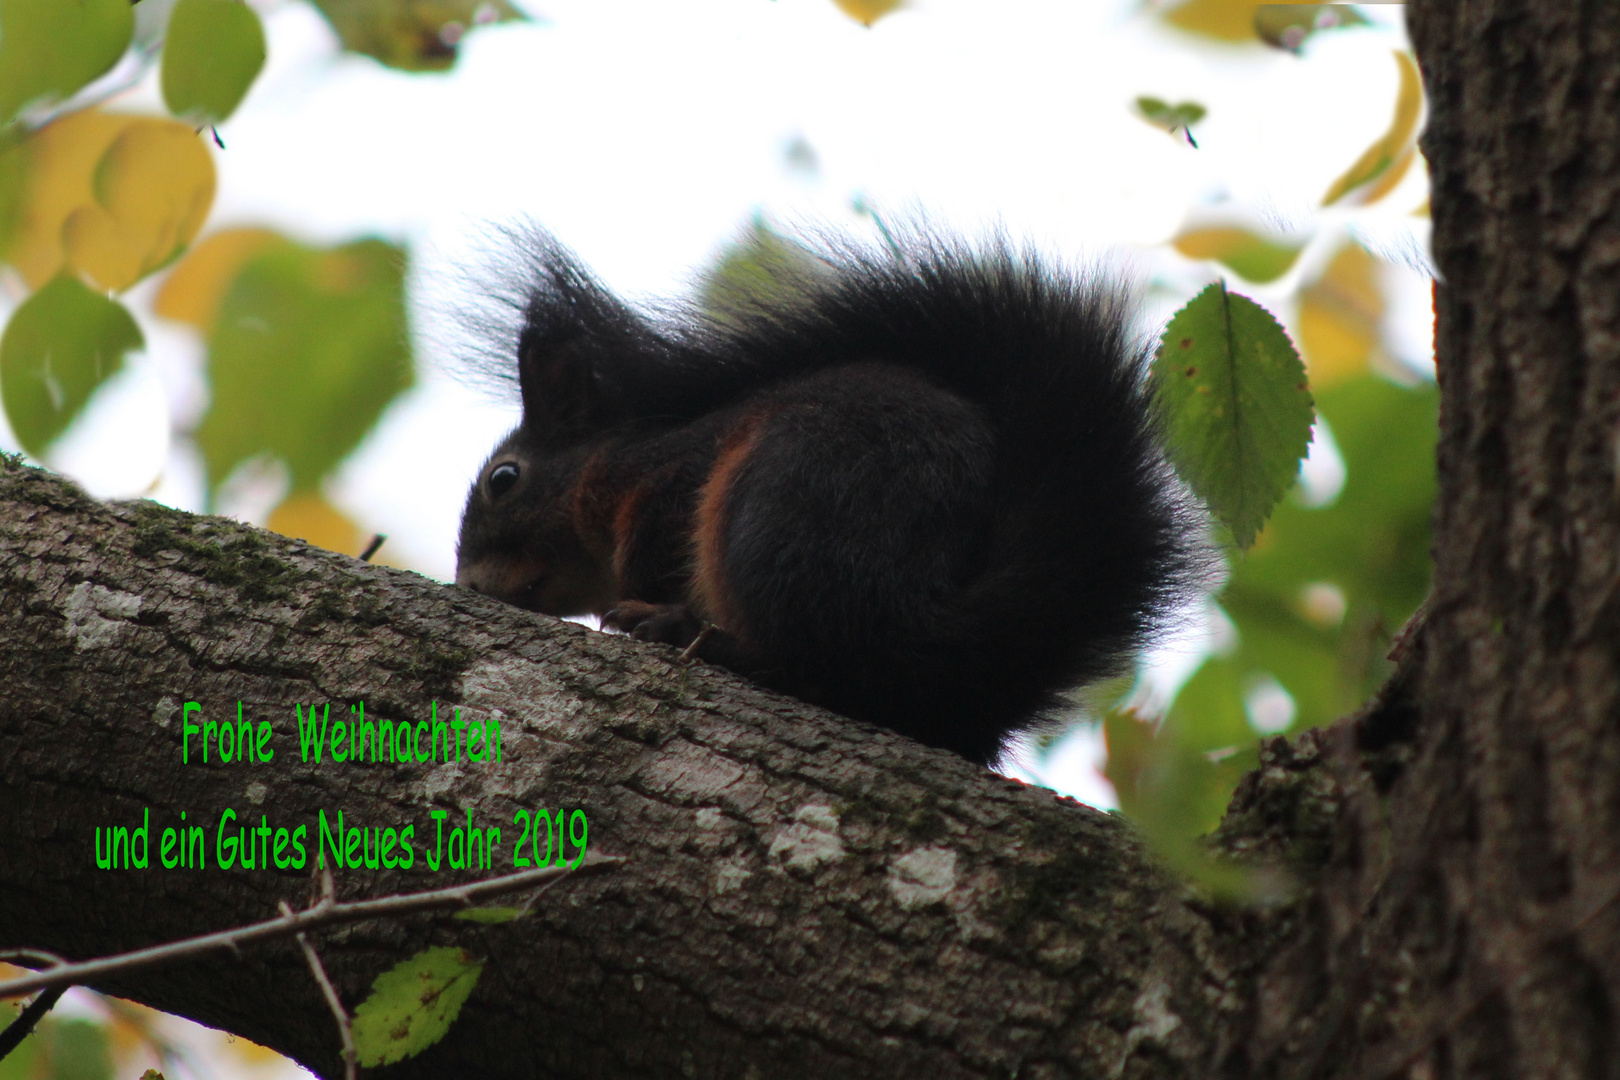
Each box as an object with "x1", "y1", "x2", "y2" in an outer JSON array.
[{"x1": 488, "y1": 462, "x2": 521, "y2": 499}]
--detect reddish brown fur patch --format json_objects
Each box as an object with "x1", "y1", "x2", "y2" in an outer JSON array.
[
  {"x1": 690, "y1": 413, "x2": 768, "y2": 636},
  {"x1": 569, "y1": 449, "x2": 616, "y2": 559},
  {"x1": 610, "y1": 482, "x2": 651, "y2": 585}
]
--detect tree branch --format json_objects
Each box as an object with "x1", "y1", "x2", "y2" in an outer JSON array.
[{"x1": 0, "y1": 457, "x2": 1262, "y2": 1079}]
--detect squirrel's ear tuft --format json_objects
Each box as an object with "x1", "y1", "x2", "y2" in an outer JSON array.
[{"x1": 516, "y1": 328, "x2": 601, "y2": 439}]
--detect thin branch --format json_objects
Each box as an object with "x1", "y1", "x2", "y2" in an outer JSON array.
[
  {"x1": 281, "y1": 901, "x2": 358, "y2": 1080},
  {"x1": 0, "y1": 856, "x2": 620, "y2": 1001},
  {"x1": 0, "y1": 985, "x2": 65, "y2": 1061}
]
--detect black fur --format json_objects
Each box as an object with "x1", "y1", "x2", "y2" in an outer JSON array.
[{"x1": 456, "y1": 228, "x2": 1203, "y2": 764}]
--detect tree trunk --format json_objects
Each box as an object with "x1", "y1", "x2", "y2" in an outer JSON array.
[
  {"x1": 1222, "y1": 2, "x2": 1620, "y2": 1077},
  {"x1": 3, "y1": 3, "x2": 1618, "y2": 1078}
]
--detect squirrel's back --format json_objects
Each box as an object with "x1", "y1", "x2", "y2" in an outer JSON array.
[{"x1": 456, "y1": 230, "x2": 1202, "y2": 763}]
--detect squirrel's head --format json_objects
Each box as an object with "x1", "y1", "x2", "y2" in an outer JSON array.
[{"x1": 455, "y1": 430, "x2": 619, "y2": 617}]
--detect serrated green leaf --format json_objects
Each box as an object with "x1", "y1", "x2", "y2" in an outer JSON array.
[
  {"x1": 1154, "y1": 282, "x2": 1314, "y2": 549},
  {"x1": 194, "y1": 236, "x2": 412, "y2": 497},
  {"x1": 0, "y1": 0, "x2": 134, "y2": 128},
  {"x1": 0, "y1": 274, "x2": 143, "y2": 456},
  {"x1": 161, "y1": 0, "x2": 267, "y2": 126},
  {"x1": 308, "y1": 0, "x2": 527, "y2": 72},
  {"x1": 453, "y1": 905, "x2": 528, "y2": 924},
  {"x1": 352, "y1": 946, "x2": 484, "y2": 1067}
]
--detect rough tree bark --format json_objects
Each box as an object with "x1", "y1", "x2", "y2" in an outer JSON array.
[{"x1": 1, "y1": 2, "x2": 1616, "y2": 1078}]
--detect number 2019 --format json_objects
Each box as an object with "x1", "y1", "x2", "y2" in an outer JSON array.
[{"x1": 513, "y1": 808, "x2": 588, "y2": 869}]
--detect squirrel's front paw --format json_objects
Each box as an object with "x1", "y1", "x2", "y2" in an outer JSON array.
[{"x1": 602, "y1": 601, "x2": 705, "y2": 648}]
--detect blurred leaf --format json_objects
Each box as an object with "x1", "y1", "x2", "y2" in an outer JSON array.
[
  {"x1": 0, "y1": 130, "x2": 27, "y2": 258},
  {"x1": 1135, "y1": 97, "x2": 1206, "y2": 145},
  {"x1": 352, "y1": 947, "x2": 483, "y2": 1067},
  {"x1": 0, "y1": 274, "x2": 143, "y2": 456},
  {"x1": 1213, "y1": 374, "x2": 1438, "y2": 733},
  {"x1": 1103, "y1": 705, "x2": 1257, "y2": 895},
  {"x1": 155, "y1": 226, "x2": 285, "y2": 330},
  {"x1": 308, "y1": 0, "x2": 527, "y2": 72},
  {"x1": 698, "y1": 216, "x2": 825, "y2": 320},
  {"x1": 266, "y1": 491, "x2": 363, "y2": 554},
  {"x1": 63, "y1": 119, "x2": 216, "y2": 291},
  {"x1": 1161, "y1": 0, "x2": 1262, "y2": 42},
  {"x1": 1, "y1": 109, "x2": 132, "y2": 287},
  {"x1": 1323, "y1": 51, "x2": 1423, "y2": 206},
  {"x1": 832, "y1": 0, "x2": 905, "y2": 26},
  {"x1": 1173, "y1": 226, "x2": 1305, "y2": 284},
  {"x1": 41, "y1": 1017, "x2": 113, "y2": 1080},
  {"x1": 1153, "y1": 282, "x2": 1314, "y2": 548},
  {"x1": 1298, "y1": 242, "x2": 1385, "y2": 388},
  {"x1": 195, "y1": 237, "x2": 412, "y2": 495},
  {"x1": 162, "y1": 0, "x2": 267, "y2": 126},
  {"x1": 0, "y1": 1004, "x2": 38, "y2": 1080},
  {"x1": 1254, "y1": 4, "x2": 1371, "y2": 52},
  {"x1": 1164, "y1": 654, "x2": 1255, "y2": 754},
  {"x1": 0, "y1": 0, "x2": 133, "y2": 128}
]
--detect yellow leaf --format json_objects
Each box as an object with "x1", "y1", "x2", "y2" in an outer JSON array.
[
  {"x1": 1173, "y1": 226, "x2": 1304, "y2": 284},
  {"x1": 1162, "y1": 0, "x2": 1261, "y2": 43},
  {"x1": 3, "y1": 109, "x2": 134, "y2": 287},
  {"x1": 62, "y1": 119, "x2": 216, "y2": 291},
  {"x1": 831, "y1": 0, "x2": 904, "y2": 26},
  {"x1": 1354, "y1": 144, "x2": 1417, "y2": 206},
  {"x1": 267, "y1": 492, "x2": 362, "y2": 555},
  {"x1": 1298, "y1": 243, "x2": 1384, "y2": 387},
  {"x1": 154, "y1": 226, "x2": 285, "y2": 330},
  {"x1": 1323, "y1": 51, "x2": 1424, "y2": 206}
]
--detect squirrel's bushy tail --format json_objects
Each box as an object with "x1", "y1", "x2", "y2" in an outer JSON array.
[{"x1": 706, "y1": 236, "x2": 1204, "y2": 761}]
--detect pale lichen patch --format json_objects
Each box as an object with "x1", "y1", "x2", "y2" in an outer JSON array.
[
  {"x1": 768, "y1": 803, "x2": 844, "y2": 873},
  {"x1": 63, "y1": 581, "x2": 141, "y2": 650},
  {"x1": 887, "y1": 845, "x2": 957, "y2": 910}
]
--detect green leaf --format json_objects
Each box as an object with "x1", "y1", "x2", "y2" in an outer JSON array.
[
  {"x1": 0, "y1": 274, "x2": 143, "y2": 456},
  {"x1": 454, "y1": 905, "x2": 528, "y2": 924},
  {"x1": 0, "y1": 129, "x2": 27, "y2": 259},
  {"x1": 0, "y1": 0, "x2": 134, "y2": 128},
  {"x1": 1102, "y1": 705, "x2": 1258, "y2": 897},
  {"x1": 1213, "y1": 374, "x2": 1438, "y2": 733},
  {"x1": 1134, "y1": 96, "x2": 1206, "y2": 133},
  {"x1": 1153, "y1": 282, "x2": 1314, "y2": 549},
  {"x1": 161, "y1": 0, "x2": 267, "y2": 126},
  {"x1": 352, "y1": 946, "x2": 484, "y2": 1067},
  {"x1": 307, "y1": 0, "x2": 528, "y2": 73},
  {"x1": 698, "y1": 215, "x2": 825, "y2": 321},
  {"x1": 41, "y1": 1018, "x2": 113, "y2": 1080},
  {"x1": 194, "y1": 236, "x2": 413, "y2": 497}
]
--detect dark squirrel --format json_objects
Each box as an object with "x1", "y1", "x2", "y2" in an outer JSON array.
[{"x1": 455, "y1": 229, "x2": 1200, "y2": 764}]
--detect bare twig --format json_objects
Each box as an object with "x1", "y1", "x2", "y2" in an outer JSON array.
[
  {"x1": 280, "y1": 901, "x2": 358, "y2": 1080},
  {"x1": 358, "y1": 534, "x2": 387, "y2": 562},
  {"x1": 678, "y1": 623, "x2": 717, "y2": 662},
  {"x1": 0, "y1": 856, "x2": 619, "y2": 1001},
  {"x1": 0, "y1": 985, "x2": 65, "y2": 1061}
]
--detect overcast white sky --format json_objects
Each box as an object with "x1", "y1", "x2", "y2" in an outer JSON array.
[{"x1": 1, "y1": 0, "x2": 1430, "y2": 806}]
